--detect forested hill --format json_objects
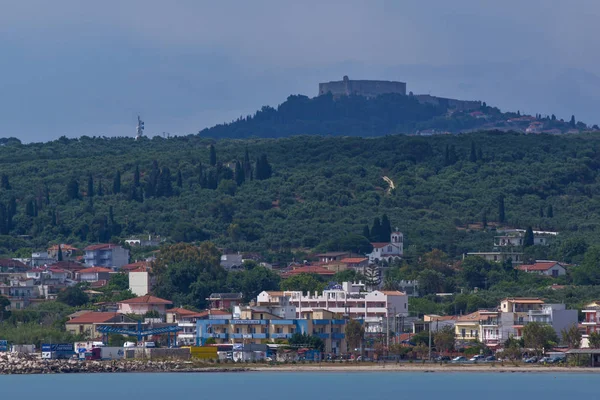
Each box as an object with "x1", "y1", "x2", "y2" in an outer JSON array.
[
  {"x1": 199, "y1": 93, "x2": 458, "y2": 138},
  {"x1": 198, "y1": 93, "x2": 584, "y2": 139},
  {"x1": 0, "y1": 132, "x2": 599, "y2": 262}
]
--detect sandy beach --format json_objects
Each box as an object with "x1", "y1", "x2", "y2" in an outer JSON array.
[{"x1": 250, "y1": 363, "x2": 600, "y2": 373}]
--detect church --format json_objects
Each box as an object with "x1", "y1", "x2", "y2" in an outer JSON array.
[{"x1": 366, "y1": 230, "x2": 404, "y2": 264}]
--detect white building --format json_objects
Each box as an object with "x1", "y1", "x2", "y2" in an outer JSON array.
[
  {"x1": 516, "y1": 261, "x2": 567, "y2": 277},
  {"x1": 129, "y1": 270, "x2": 151, "y2": 296},
  {"x1": 366, "y1": 231, "x2": 404, "y2": 263},
  {"x1": 258, "y1": 281, "x2": 408, "y2": 332}
]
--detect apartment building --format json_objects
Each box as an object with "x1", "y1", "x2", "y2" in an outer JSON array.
[
  {"x1": 83, "y1": 244, "x2": 130, "y2": 269},
  {"x1": 257, "y1": 282, "x2": 408, "y2": 331},
  {"x1": 195, "y1": 308, "x2": 348, "y2": 355}
]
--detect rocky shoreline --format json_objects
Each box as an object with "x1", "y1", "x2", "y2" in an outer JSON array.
[{"x1": 0, "y1": 354, "x2": 248, "y2": 375}]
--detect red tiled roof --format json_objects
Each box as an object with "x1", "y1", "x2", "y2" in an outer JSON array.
[
  {"x1": 167, "y1": 307, "x2": 197, "y2": 315},
  {"x1": 121, "y1": 261, "x2": 152, "y2": 271},
  {"x1": 118, "y1": 294, "x2": 172, "y2": 305},
  {"x1": 66, "y1": 312, "x2": 121, "y2": 324},
  {"x1": 50, "y1": 261, "x2": 85, "y2": 271},
  {"x1": 0, "y1": 259, "x2": 28, "y2": 269},
  {"x1": 79, "y1": 267, "x2": 112, "y2": 274},
  {"x1": 370, "y1": 243, "x2": 389, "y2": 248},
  {"x1": 48, "y1": 268, "x2": 68, "y2": 273},
  {"x1": 380, "y1": 290, "x2": 406, "y2": 296},
  {"x1": 90, "y1": 280, "x2": 108, "y2": 288},
  {"x1": 84, "y1": 243, "x2": 119, "y2": 251},
  {"x1": 283, "y1": 265, "x2": 335, "y2": 277},
  {"x1": 517, "y1": 262, "x2": 562, "y2": 272},
  {"x1": 340, "y1": 258, "x2": 368, "y2": 264},
  {"x1": 48, "y1": 244, "x2": 79, "y2": 251}
]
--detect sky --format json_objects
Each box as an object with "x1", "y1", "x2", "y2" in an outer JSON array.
[{"x1": 1, "y1": 0, "x2": 599, "y2": 142}]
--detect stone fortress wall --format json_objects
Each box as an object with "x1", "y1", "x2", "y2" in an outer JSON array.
[{"x1": 319, "y1": 76, "x2": 480, "y2": 111}]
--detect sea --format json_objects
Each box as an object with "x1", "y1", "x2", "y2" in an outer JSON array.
[{"x1": 1, "y1": 371, "x2": 598, "y2": 399}]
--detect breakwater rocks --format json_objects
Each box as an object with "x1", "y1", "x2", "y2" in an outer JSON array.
[{"x1": 0, "y1": 354, "x2": 248, "y2": 375}]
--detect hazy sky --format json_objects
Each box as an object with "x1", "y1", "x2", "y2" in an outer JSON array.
[{"x1": 1, "y1": 0, "x2": 599, "y2": 142}]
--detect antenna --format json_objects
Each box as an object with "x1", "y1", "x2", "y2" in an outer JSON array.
[{"x1": 136, "y1": 115, "x2": 145, "y2": 140}]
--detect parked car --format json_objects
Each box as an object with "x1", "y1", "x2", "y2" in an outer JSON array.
[
  {"x1": 451, "y1": 356, "x2": 467, "y2": 363},
  {"x1": 484, "y1": 355, "x2": 496, "y2": 362},
  {"x1": 550, "y1": 356, "x2": 565, "y2": 364},
  {"x1": 524, "y1": 356, "x2": 538, "y2": 363},
  {"x1": 469, "y1": 355, "x2": 485, "y2": 361},
  {"x1": 538, "y1": 357, "x2": 553, "y2": 364},
  {"x1": 435, "y1": 356, "x2": 451, "y2": 362}
]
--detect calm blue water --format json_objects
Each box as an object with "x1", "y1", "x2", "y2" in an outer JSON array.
[{"x1": 0, "y1": 372, "x2": 598, "y2": 399}]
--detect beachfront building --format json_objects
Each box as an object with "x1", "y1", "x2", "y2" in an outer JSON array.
[
  {"x1": 257, "y1": 281, "x2": 408, "y2": 332},
  {"x1": 195, "y1": 309, "x2": 348, "y2": 355}
]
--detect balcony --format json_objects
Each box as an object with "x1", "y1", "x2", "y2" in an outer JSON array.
[
  {"x1": 312, "y1": 320, "x2": 330, "y2": 325},
  {"x1": 331, "y1": 333, "x2": 345, "y2": 339},
  {"x1": 314, "y1": 333, "x2": 330, "y2": 339},
  {"x1": 206, "y1": 333, "x2": 227, "y2": 339},
  {"x1": 331, "y1": 320, "x2": 346, "y2": 325},
  {"x1": 270, "y1": 333, "x2": 292, "y2": 339},
  {"x1": 270, "y1": 320, "x2": 294, "y2": 325},
  {"x1": 253, "y1": 333, "x2": 267, "y2": 339}
]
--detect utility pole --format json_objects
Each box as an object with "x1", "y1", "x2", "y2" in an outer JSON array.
[{"x1": 428, "y1": 321, "x2": 432, "y2": 361}]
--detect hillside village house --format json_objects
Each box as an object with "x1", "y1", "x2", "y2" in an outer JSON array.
[
  {"x1": 83, "y1": 244, "x2": 130, "y2": 269},
  {"x1": 77, "y1": 267, "x2": 112, "y2": 283},
  {"x1": 493, "y1": 229, "x2": 557, "y2": 247},
  {"x1": 516, "y1": 261, "x2": 566, "y2": 277},
  {"x1": 207, "y1": 293, "x2": 244, "y2": 310},
  {"x1": 47, "y1": 244, "x2": 79, "y2": 259},
  {"x1": 117, "y1": 295, "x2": 172, "y2": 316},
  {"x1": 366, "y1": 231, "x2": 404, "y2": 263}
]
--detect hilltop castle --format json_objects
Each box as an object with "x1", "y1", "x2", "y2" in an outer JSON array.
[{"x1": 319, "y1": 76, "x2": 481, "y2": 112}]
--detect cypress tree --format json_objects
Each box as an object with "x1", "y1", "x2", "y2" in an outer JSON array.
[
  {"x1": 477, "y1": 148, "x2": 483, "y2": 162},
  {"x1": 113, "y1": 170, "x2": 121, "y2": 194},
  {"x1": 244, "y1": 147, "x2": 252, "y2": 179},
  {"x1": 0, "y1": 174, "x2": 10, "y2": 190},
  {"x1": 67, "y1": 178, "x2": 80, "y2": 200},
  {"x1": 134, "y1": 165, "x2": 140, "y2": 187},
  {"x1": 523, "y1": 226, "x2": 534, "y2": 247},
  {"x1": 539, "y1": 206, "x2": 544, "y2": 218},
  {"x1": 381, "y1": 214, "x2": 392, "y2": 241},
  {"x1": 0, "y1": 203, "x2": 8, "y2": 235},
  {"x1": 176, "y1": 169, "x2": 183, "y2": 188},
  {"x1": 469, "y1": 141, "x2": 477, "y2": 162},
  {"x1": 547, "y1": 205, "x2": 554, "y2": 218},
  {"x1": 482, "y1": 210, "x2": 487, "y2": 229},
  {"x1": 498, "y1": 196, "x2": 506, "y2": 223},
  {"x1": 57, "y1": 245, "x2": 63, "y2": 262},
  {"x1": 209, "y1": 144, "x2": 217, "y2": 166},
  {"x1": 255, "y1": 154, "x2": 272, "y2": 180},
  {"x1": 97, "y1": 180, "x2": 103, "y2": 196},
  {"x1": 235, "y1": 160, "x2": 245, "y2": 186},
  {"x1": 570, "y1": 115, "x2": 576, "y2": 128},
  {"x1": 87, "y1": 174, "x2": 94, "y2": 197},
  {"x1": 371, "y1": 217, "x2": 382, "y2": 242}
]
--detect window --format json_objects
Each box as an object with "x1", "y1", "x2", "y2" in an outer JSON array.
[
  {"x1": 552, "y1": 270, "x2": 559, "y2": 278},
  {"x1": 388, "y1": 246, "x2": 392, "y2": 252}
]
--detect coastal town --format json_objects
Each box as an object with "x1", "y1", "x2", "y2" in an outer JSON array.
[{"x1": 1, "y1": 225, "x2": 600, "y2": 371}]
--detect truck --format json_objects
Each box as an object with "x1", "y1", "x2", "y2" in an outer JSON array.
[{"x1": 85, "y1": 346, "x2": 125, "y2": 360}]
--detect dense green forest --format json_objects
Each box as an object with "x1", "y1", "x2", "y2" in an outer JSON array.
[{"x1": 0, "y1": 131, "x2": 599, "y2": 263}]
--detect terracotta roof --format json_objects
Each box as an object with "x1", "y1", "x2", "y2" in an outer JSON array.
[
  {"x1": 167, "y1": 307, "x2": 197, "y2": 315},
  {"x1": 380, "y1": 290, "x2": 406, "y2": 296},
  {"x1": 517, "y1": 262, "x2": 563, "y2": 272},
  {"x1": 49, "y1": 261, "x2": 85, "y2": 271},
  {"x1": 129, "y1": 267, "x2": 149, "y2": 273},
  {"x1": 370, "y1": 243, "x2": 390, "y2": 249},
  {"x1": 118, "y1": 294, "x2": 172, "y2": 305},
  {"x1": 340, "y1": 258, "x2": 368, "y2": 264},
  {"x1": 66, "y1": 312, "x2": 122, "y2": 324},
  {"x1": 265, "y1": 291, "x2": 284, "y2": 296},
  {"x1": 457, "y1": 310, "x2": 488, "y2": 322},
  {"x1": 502, "y1": 298, "x2": 544, "y2": 304},
  {"x1": 121, "y1": 261, "x2": 152, "y2": 271},
  {"x1": 84, "y1": 243, "x2": 120, "y2": 251},
  {"x1": 0, "y1": 259, "x2": 28, "y2": 269},
  {"x1": 90, "y1": 280, "x2": 108, "y2": 288},
  {"x1": 48, "y1": 244, "x2": 79, "y2": 251},
  {"x1": 48, "y1": 267, "x2": 68, "y2": 273},
  {"x1": 79, "y1": 267, "x2": 112, "y2": 273},
  {"x1": 314, "y1": 252, "x2": 349, "y2": 257},
  {"x1": 283, "y1": 265, "x2": 335, "y2": 277}
]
